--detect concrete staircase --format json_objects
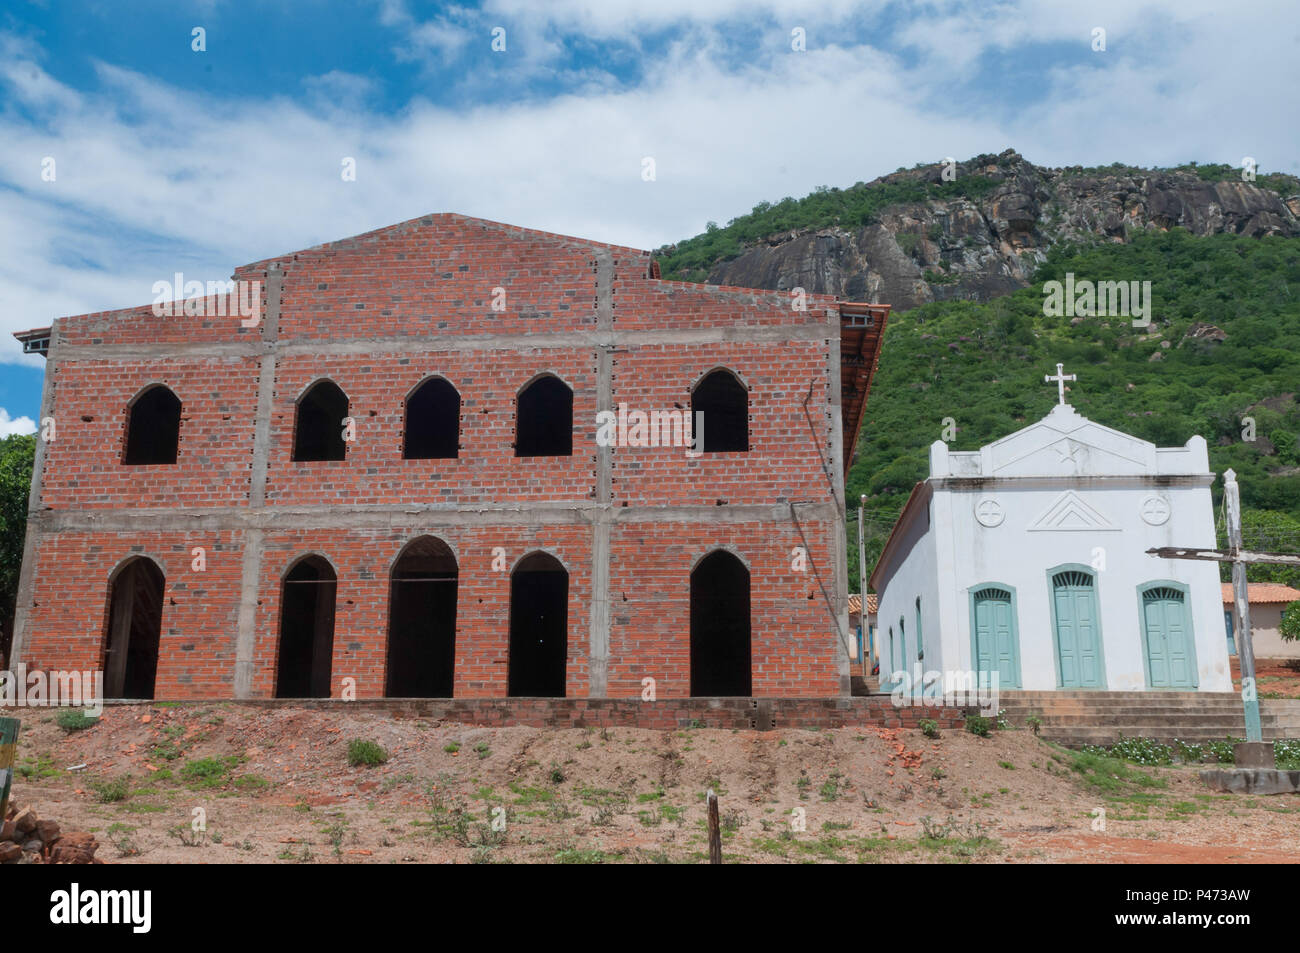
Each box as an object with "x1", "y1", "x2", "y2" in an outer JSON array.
[{"x1": 993, "y1": 691, "x2": 1300, "y2": 747}]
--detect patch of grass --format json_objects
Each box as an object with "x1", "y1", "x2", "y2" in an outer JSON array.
[
  {"x1": 474, "y1": 741, "x2": 491, "y2": 760},
  {"x1": 998, "y1": 761, "x2": 1015, "y2": 770},
  {"x1": 56, "y1": 708, "x2": 99, "y2": 732},
  {"x1": 180, "y1": 756, "x2": 240, "y2": 789},
  {"x1": 234, "y1": 773, "x2": 271, "y2": 792},
  {"x1": 443, "y1": 741, "x2": 461, "y2": 754},
  {"x1": 509, "y1": 783, "x2": 555, "y2": 806},
  {"x1": 1060, "y1": 746, "x2": 1168, "y2": 795},
  {"x1": 554, "y1": 848, "x2": 615, "y2": 864},
  {"x1": 119, "y1": 802, "x2": 167, "y2": 814},
  {"x1": 346, "y1": 739, "x2": 389, "y2": 767},
  {"x1": 92, "y1": 776, "x2": 132, "y2": 803},
  {"x1": 16, "y1": 754, "x2": 58, "y2": 781}
]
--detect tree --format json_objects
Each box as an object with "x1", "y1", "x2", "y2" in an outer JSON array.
[
  {"x1": 0, "y1": 434, "x2": 36, "y2": 664},
  {"x1": 1281, "y1": 601, "x2": 1300, "y2": 643}
]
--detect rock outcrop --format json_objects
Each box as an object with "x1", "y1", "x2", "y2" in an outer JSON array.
[{"x1": 698, "y1": 150, "x2": 1300, "y2": 311}]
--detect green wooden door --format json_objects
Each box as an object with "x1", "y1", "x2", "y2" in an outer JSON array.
[
  {"x1": 972, "y1": 587, "x2": 1020, "y2": 688},
  {"x1": 1142, "y1": 587, "x2": 1197, "y2": 688},
  {"x1": 1052, "y1": 570, "x2": 1104, "y2": 688}
]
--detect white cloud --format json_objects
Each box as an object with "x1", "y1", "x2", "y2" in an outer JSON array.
[
  {"x1": 0, "y1": 408, "x2": 37, "y2": 437},
  {"x1": 0, "y1": 0, "x2": 1296, "y2": 368}
]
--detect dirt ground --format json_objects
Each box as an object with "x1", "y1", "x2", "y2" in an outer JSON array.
[
  {"x1": 4, "y1": 703, "x2": 1298, "y2": 864},
  {"x1": 1234, "y1": 657, "x2": 1300, "y2": 699}
]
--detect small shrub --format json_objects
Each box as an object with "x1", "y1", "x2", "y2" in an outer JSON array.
[
  {"x1": 919, "y1": 718, "x2": 939, "y2": 739},
  {"x1": 443, "y1": 741, "x2": 461, "y2": 754},
  {"x1": 1025, "y1": 714, "x2": 1043, "y2": 736},
  {"x1": 474, "y1": 741, "x2": 491, "y2": 760},
  {"x1": 1205, "y1": 737, "x2": 1244, "y2": 765},
  {"x1": 1275, "y1": 739, "x2": 1300, "y2": 770},
  {"x1": 56, "y1": 708, "x2": 99, "y2": 732},
  {"x1": 347, "y1": 739, "x2": 389, "y2": 767},
  {"x1": 92, "y1": 776, "x2": 131, "y2": 803},
  {"x1": 965, "y1": 715, "x2": 991, "y2": 738}
]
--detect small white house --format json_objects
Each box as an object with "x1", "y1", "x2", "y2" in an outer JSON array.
[{"x1": 869, "y1": 370, "x2": 1231, "y2": 692}]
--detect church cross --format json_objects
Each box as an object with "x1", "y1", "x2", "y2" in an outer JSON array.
[{"x1": 1044, "y1": 362, "x2": 1077, "y2": 405}]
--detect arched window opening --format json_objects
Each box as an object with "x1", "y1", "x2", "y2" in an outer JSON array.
[
  {"x1": 293, "y1": 380, "x2": 349, "y2": 462},
  {"x1": 515, "y1": 376, "x2": 573, "y2": 457},
  {"x1": 404, "y1": 378, "x2": 460, "y2": 459},
  {"x1": 123, "y1": 386, "x2": 181, "y2": 465},
  {"x1": 691, "y1": 369, "x2": 748, "y2": 453}
]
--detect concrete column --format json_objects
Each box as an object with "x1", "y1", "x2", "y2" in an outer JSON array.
[
  {"x1": 234, "y1": 263, "x2": 283, "y2": 697},
  {"x1": 588, "y1": 251, "x2": 614, "y2": 696}
]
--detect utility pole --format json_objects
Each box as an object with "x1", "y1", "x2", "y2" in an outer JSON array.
[
  {"x1": 1147, "y1": 469, "x2": 1300, "y2": 751},
  {"x1": 1225, "y1": 469, "x2": 1261, "y2": 744},
  {"x1": 858, "y1": 495, "x2": 868, "y2": 670}
]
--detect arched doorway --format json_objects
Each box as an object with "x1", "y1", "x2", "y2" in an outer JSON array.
[
  {"x1": 102, "y1": 557, "x2": 165, "y2": 699},
  {"x1": 276, "y1": 556, "x2": 337, "y2": 698},
  {"x1": 386, "y1": 537, "x2": 458, "y2": 697},
  {"x1": 690, "y1": 550, "x2": 751, "y2": 696},
  {"x1": 508, "y1": 552, "x2": 568, "y2": 696}
]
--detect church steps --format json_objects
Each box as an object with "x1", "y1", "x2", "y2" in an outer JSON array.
[{"x1": 979, "y1": 695, "x2": 1300, "y2": 746}]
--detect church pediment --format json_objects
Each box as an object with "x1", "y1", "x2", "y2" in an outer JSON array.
[
  {"x1": 1027, "y1": 490, "x2": 1120, "y2": 532},
  {"x1": 982, "y1": 404, "x2": 1157, "y2": 477}
]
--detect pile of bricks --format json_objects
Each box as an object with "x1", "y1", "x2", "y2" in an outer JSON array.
[{"x1": 0, "y1": 798, "x2": 100, "y2": 864}]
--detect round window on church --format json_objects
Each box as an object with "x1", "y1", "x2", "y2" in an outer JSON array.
[
  {"x1": 1140, "y1": 495, "x2": 1171, "y2": 526},
  {"x1": 975, "y1": 497, "x2": 1004, "y2": 528}
]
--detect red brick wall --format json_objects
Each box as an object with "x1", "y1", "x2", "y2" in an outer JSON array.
[{"x1": 18, "y1": 214, "x2": 847, "y2": 701}]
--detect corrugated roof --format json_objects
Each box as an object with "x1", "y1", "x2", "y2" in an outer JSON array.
[{"x1": 1221, "y1": 582, "x2": 1300, "y2": 605}]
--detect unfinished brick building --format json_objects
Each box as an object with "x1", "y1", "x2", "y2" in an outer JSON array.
[{"x1": 10, "y1": 214, "x2": 888, "y2": 701}]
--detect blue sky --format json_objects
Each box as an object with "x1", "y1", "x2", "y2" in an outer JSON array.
[{"x1": 1, "y1": 0, "x2": 1297, "y2": 431}]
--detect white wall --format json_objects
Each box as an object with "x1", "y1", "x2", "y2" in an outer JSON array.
[{"x1": 939, "y1": 481, "x2": 1230, "y2": 691}]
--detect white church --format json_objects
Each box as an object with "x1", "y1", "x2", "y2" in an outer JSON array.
[{"x1": 870, "y1": 365, "x2": 1231, "y2": 693}]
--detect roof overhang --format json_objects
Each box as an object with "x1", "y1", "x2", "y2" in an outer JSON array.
[
  {"x1": 13, "y1": 327, "x2": 51, "y2": 358},
  {"x1": 838, "y1": 302, "x2": 890, "y2": 477}
]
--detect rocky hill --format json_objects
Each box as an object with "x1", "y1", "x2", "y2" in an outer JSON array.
[{"x1": 658, "y1": 149, "x2": 1300, "y2": 312}]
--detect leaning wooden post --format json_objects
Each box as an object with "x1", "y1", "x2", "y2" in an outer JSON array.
[
  {"x1": 1225, "y1": 469, "x2": 1263, "y2": 744},
  {"x1": 706, "y1": 789, "x2": 721, "y2": 865},
  {"x1": 0, "y1": 717, "x2": 19, "y2": 821}
]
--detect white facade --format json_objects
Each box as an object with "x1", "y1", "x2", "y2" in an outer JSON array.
[{"x1": 870, "y1": 400, "x2": 1231, "y2": 692}]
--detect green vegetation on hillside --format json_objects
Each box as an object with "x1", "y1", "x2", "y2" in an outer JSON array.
[
  {"x1": 657, "y1": 174, "x2": 1001, "y2": 283},
  {"x1": 846, "y1": 229, "x2": 1300, "y2": 586}
]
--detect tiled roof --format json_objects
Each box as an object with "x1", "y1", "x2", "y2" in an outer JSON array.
[
  {"x1": 848, "y1": 594, "x2": 878, "y2": 615},
  {"x1": 1220, "y1": 582, "x2": 1300, "y2": 605}
]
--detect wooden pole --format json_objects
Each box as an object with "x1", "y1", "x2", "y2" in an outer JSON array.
[
  {"x1": 706, "y1": 789, "x2": 721, "y2": 865},
  {"x1": 1224, "y1": 469, "x2": 1262, "y2": 743},
  {"x1": 0, "y1": 717, "x2": 18, "y2": 821}
]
